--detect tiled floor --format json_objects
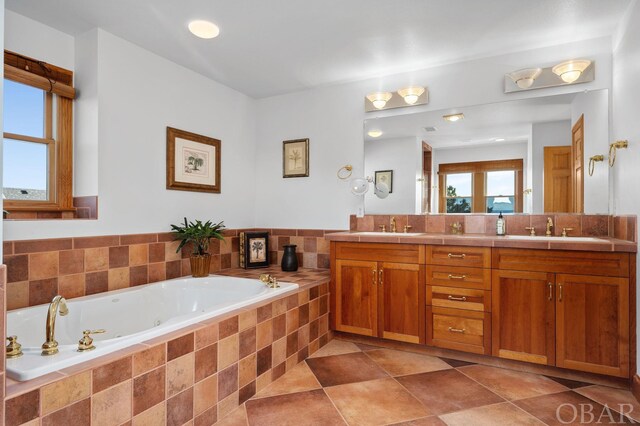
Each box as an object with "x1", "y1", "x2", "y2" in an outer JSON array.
[{"x1": 219, "y1": 339, "x2": 640, "y2": 425}]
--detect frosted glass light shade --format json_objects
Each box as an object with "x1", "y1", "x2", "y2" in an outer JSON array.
[
  {"x1": 350, "y1": 178, "x2": 370, "y2": 195},
  {"x1": 366, "y1": 92, "x2": 393, "y2": 109},
  {"x1": 188, "y1": 20, "x2": 220, "y2": 39},
  {"x1": 552, "y1": 60, "x2": 591, "y2": 83},
  {"x1": 507, "y1": 68, "x2": 542, "y2": 89},
  {"x1": 397, "y1": 86, "x2": 425, "y2": 104},
  {"x1": 374, "y1": 182, "x2": 390, "y2": 199},
  {"x1": 367, "y1": 130, "x2": 383, "y2": 138}
]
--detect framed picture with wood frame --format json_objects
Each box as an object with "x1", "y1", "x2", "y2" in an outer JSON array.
[
  {"x1": 282, "y1": 138, "x2": 309, "y2": 178},
  {"x1": 239, "y1": 231, "x2": 270, "y2": 269},
  {"x1": 375, "y1": 170, "x2": 393, "y2": 193},
  {"x1": 166, "y1": 127, "x2": 221, "y2": 193}
]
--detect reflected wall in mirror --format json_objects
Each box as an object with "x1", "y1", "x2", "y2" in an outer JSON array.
[{"x1": 363, "y1": 89, "x2": 610, "y2": 215}]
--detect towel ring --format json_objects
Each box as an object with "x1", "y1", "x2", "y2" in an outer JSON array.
[
  {"x1": 337, "y1": 165, "x2": 353, "y2": 180},
  {"x1": 608, "y1": 140, "x2": 628, "y2": 167},
  {"x1": 588, "y1": 155, "x2": 604, "y2": 176}
]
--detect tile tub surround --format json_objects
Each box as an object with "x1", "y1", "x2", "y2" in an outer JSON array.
[
  {"x1": 4, "y1": 267, "x2": 331, "y2": 426},
  {"x1": 3, "y1": 228, "x2": 339, "y2": 310},
  {"x1": 350, "y1": 213, "x2": 637, "y2": 242}
]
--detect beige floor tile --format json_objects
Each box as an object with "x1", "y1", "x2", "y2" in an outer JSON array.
[
  {"x1": 308, "y1": 339, "x2": 361, "y2": 358},
  {"x1": 576, "y1": 385, "x2": 640, "y2": 422},
  {"x1": 217, "y1": 404, "x2": 249, "y2": 426},
  {"x1": 254, "y1": 362, "x2": 321, "y2": 398},
  {"x1": 366, "y1": 349, "x2": 452, "y2": 376},
  {"x1": 439, "y1": 402, "x2": 545, "y2": 426}
]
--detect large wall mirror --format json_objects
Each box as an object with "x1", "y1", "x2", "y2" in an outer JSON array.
[{"x1": 363, "y1": 89, "x2": 610, "y2": 215}]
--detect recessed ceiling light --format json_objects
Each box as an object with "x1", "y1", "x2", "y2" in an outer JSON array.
[
  {"x1": 367, "y1": 130, "x2": 383, "y2": 138},
  {"x1": 188, "y1": 20, "x2": 220, "y2": 39},
  {"x1": 495, "y1": 138, "x2": 505, "y2": 142},
  {"x1": 443, "y1": 113, "x2": 464, "y2": 122}
]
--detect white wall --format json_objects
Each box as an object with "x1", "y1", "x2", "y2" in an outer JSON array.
[
  {"x1": 531, "y1": 120, "x2": 572, "y2": 213},
  {"x1": 255, "y1": 37, "x2": 614, "y2": 230},
  {"x1": 571, "y1": 90, "x2": 610, "y2": 214},
  {"x1": 431, "y1": 142, "x2": 528, "y2": 213},
  {"x1": 4, "y1": 27, "x2": 258, "y2": 240},
  {"x1": 612, "y1": 0, "x2": 640, "y2": 372},
  {"x1": 364, "y1": 137, "x2": 421, "y2": 214}
]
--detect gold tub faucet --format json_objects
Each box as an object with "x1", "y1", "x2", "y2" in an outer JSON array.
[
  {"x1": 259, "y1": 274, "x2": 280, "y2": 289},
  {"x1": 41, "y1": 295, "x2": 69, "y2": 356}
]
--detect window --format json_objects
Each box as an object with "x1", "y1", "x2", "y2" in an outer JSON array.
[
  {"x1": 2, "y1": 50, "x2": 75, "y2": 214},
  {"x1": 438, "y1": 159, "x2": 523, "y2": 213}
]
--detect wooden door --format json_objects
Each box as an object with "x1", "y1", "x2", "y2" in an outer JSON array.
[
  {"x1": 572, "y1": 115, "x2": 584, "y2": 213},
  {"x1": 379, "y1": 262, "x2": 425, "y2": 343},
  {"x1": 543, "y1": 146, "x2": 572, "y2": 212},
  {"x1": 335, "y1": 259, "x2": 378, "y2": 336},
  {"x1": 556, "y1": 274, "x2": 629, "y2": 377},
  {"x1": 492, "y1": 270, "x2": 556, "y2": 365}
]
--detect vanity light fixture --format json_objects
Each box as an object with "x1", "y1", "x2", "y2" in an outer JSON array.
[
  {"x1": 443, "y1": 113, "x2": 464, "y2": 122},
  {"x1": 507, "y1": 68, "x2": 542, "y2": 89},
  {"x1": 552, "y1": 59, "x2": 591, "y2": 84},
  {"x1": 188, "y1": 20, "x2": 220, "y2": 39},
  {"x1": 367, "y1": 130, "x2": 383, "y2": 138},
  {"x1": 366, "y1": 92, "x2": 393, "y2": 109},
  {"x1": 397, "y1": 86, "x2": 425, "y2": 105},
  {"x1": 495, "y1": 138, "x2": 506, "y2": 142}
]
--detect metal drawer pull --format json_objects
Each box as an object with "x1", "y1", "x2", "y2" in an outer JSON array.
[
  {"x1": 558, "y1": 284, "x2": 563, "y2": 302},
  {"x1": 448, "y1": 295, "x2": 467, "y2": 302},
  {"x1": 372, "y1": 269, "x2": 377, "y2": 284},
  {"x1": 448, "y1": 274, "x2": 467, "y2": 280},
  {"x1": 379, "y1": 268, "x2": 383, "y2": 285},
  {"x1": 547, "y1": 282, "x2": 553, "y2": 301},
  {"x1": 448, "y1": 327, "x2": 466, "y2": 334},
  {"x1": 447, "y1": 253, "x2": 466, "y2": 259}
]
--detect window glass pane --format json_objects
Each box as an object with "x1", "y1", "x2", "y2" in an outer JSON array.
[
  {"x1": 3, "y1": 79, "x2": 45, "y2": 138},
  {"x1": 3, "y1": 139, "x2": 48, "y2": 200},
  {"x1": 447, "y1": 197, "x2": 472, "y2": 213},
  {"x1": 486, "y1": 196, "x2": 515, "y2": 213},
  {"x1": 445, "y1": 173, "x2": 472, "y2": 197},
  {"x1": 486, "y1": 170, "x2": 515, "y2": 196}
]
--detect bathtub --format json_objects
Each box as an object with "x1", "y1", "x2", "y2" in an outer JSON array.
[{"x1": 7, "y1": 275, "x2": 298, "y2": 381}]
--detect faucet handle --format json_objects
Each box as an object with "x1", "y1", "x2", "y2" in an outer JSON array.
[
  {"x1": 6, "y1": 336, "x2": 23, "y2": 358},
  {"x1": 379, "y1": 224, "x2": 387, "y2": 232},
  {"x1": 561, "y1": 227, "x2": 574, "y2": 237},
  {"x1": 403, "y1": 225, "x2": 413, "y2": 233},
  {"x1": 525, "y1": 227, "x2": 536, "y2": 236},
  {"x1": 78, "y1": 329, "x2": 106, "y2": 352}
]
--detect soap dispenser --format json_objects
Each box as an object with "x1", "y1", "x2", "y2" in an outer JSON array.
[{"x1": 496, "y1": 212, "x2": 506, "y2": 236}]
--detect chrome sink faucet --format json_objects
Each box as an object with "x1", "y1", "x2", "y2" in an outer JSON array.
[
  {"x1": 390, "y1": 216, "x2": 397, "y2": 233},
  {"x1": 545, "y1": 217, "x2": 554, "y2": 236},
  {"x1": 42, "y1": 295, "x2": 69, "y2": 356}
]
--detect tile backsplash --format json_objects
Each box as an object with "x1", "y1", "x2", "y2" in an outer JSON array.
[{"x1": 3, "y1": 228, "x2": 340, "y2": 310}]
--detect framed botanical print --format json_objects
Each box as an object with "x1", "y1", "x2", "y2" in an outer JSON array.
[
  {"x1": 239, "y1": 231, "x2": 270, "y2": 269},
  {"x1": 375, "y1": 170, "x2": 393, "y2": 193},
  {"x1": 283, "y1": 138, "x2": 309, "y2": 178},
  {"x1": 166, "y1": 127, "x2": 221, "y2": 193}
]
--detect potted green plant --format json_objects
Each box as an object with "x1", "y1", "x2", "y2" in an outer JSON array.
[{"x1": 170, "y1": 217, "x2": 226, "y2": 277}]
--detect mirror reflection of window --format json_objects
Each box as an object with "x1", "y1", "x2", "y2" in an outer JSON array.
[
  {"x1": 486, "y1": 170, "x2": 515, "y2": 213},
  {"x1": 445, "y1": 173, "x2": 472, "y2": 213}
]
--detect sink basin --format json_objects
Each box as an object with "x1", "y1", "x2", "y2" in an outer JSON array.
[
  {"x1": 355, "y1": 232, "x2": 425, "y2": 237},
  {"x1": 503, "y1": 235, "x2": 605, "y2": 243}
]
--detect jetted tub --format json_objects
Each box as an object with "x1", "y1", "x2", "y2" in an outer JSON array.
[{"x1": 7, "y1": 275, "x2": 298, "y2": 381}]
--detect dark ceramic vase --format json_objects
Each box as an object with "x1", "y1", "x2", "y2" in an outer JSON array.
[{"x1": 281, "y1": 245, "x2": 299, "y2": 271}]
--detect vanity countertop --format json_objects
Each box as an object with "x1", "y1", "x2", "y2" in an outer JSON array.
[{"x1": 325, "y1": 231, "x2": 637, "y2": 253}]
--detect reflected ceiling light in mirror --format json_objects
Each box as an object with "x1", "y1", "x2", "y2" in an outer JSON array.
[
  {"x1": 443, "y1": 113, "x2": 464, "y2": 122},
  {"x1": 552, "y1": 59, "x2": 591, "y2": 83},
  {"x1": 366, "y1": 92, "x2": 393, "y2": 109},
  {"x1": 188, "y1": 20, "x2": 220, "y2": 39},
  {"x1": 374, "y1": 182, "x2": 390, "y2": 199},
  {"x1": 507, "y1": 68, "x2": 542, "y2": 89},
  {"x1": 367, "y1": 130, "x2": 383, "y2": 138},
  {"x1": 397, "y1": 86, "x2": 425, "y2": 105},
  {"x1": 495, "y1": 138, "x2": 505, "y2": 142}
]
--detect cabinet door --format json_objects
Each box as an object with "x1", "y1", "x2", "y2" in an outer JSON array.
[
  {"x1": 556, "y1": 274, "x2": 629, "y2": 377},
  {"x1": 335, "y1": 259, "x2": 378, "y2": 336},
  {"x1": 492, "y1": 270, "x2": 555, "y2": 365},
  {"x1": 379, "y1": 262, "x2": 425, "y2": 344}
]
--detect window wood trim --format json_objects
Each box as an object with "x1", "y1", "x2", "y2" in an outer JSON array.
[{"x1": 4, "y1": 50, "x2": 75, "y2": 99}]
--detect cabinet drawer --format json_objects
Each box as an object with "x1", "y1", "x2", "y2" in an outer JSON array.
[
  {"x1": 335, "y1": 242, "x2": 424, "y2": 264},
  {"x1": 427, "y1": 286, "x2": 490, "y2": 312},
  {"x1": 427, "y1": 246, "x2": 491, "y2": 268},
  {"x1": 427, "y1": 265, "x2": 491, "y2": 290},
  {"x1": 427, "y1": 306, "x2": 491, "y2": 355}
]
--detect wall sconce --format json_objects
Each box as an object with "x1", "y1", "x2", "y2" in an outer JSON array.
[
  {"x1": 507, "y1": 68, "x2": 542, "y2": 89},
  {"x1": 367, "y1": 130, "x2": 383, "y2": 138},
  {"x1": 365, "y1": 86, "x2": 428, "y2": 112},
  {"x1": 608, "y1": 140, "x2": 628, "y2": 167},
  {"x1": 443, "y1": 113, "x2": 464, "y2": 122},
  {"x1": 588, "y1": 155, "x2": 605, "y2": 176},
  {"x1": 337, "y1": 165, "x2": 389, "y2": 199},
  {"x1": 552, "y1": 60, "x2": 592, "y2": 84}
]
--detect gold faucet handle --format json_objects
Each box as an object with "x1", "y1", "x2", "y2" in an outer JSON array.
[
  {"x1": 6, "y1": 336, "x2": 23, "y2": 358},
  {"x1": 259, "y1": 274, "x2": 272, "y2": 284},
  {"x1": 525, "y1": 227, "x2": 536, "y2": 236},
  {"x1": 78, "y1": 329, "x2": 106, "y2": 352},
  {"x1": 379, "y1": 224, "x2": 386, "y2": 232},
  {"x1": 404, "y1": 225, "x2": 413, "y2": 233},
  {"x1": 561, "y1": 227, "x2": 574, "y2": 237}
]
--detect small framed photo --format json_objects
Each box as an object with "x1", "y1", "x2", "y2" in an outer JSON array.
[
  {"x1": 283, "y1": 138, "x2": 309, "y2": 178},
  {"x1": 375, "y1": 170, "x2": 393, "y2": 193},
  {"x1": 240, "y1": 231, "x2": 270, "y2": 269},
  {"x1": 167, "y1": 127, "x2": 221, "y2": 193}
]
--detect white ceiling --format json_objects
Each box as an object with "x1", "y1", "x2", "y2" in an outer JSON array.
[
  {"x1": 5, "y1": 0, "x2": 631, "y2": 98},
  {"x1": 364, "y1": 92, "x2": 581, "y2": 148}
]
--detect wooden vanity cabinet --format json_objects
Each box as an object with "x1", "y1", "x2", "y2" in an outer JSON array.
[
  {"x1": 492, "y1": 248, "x2": 631, "y2": 378},
  {"x1": 331, "y1": 242, "x2": 426, "y2": 344}
]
